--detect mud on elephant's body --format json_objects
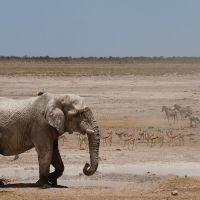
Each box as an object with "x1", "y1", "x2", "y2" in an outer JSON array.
[{"x1": 0, "y1": 93, "x2": 100, "y2": 188}]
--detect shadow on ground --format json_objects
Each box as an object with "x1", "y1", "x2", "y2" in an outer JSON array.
[{"x1": 0, "y1": 180, "x2": 67, "y2": 188}]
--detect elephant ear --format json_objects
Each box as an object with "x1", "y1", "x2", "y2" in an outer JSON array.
[{"x1": 45, "y1": 99, "x2": 65, "y2": 134}]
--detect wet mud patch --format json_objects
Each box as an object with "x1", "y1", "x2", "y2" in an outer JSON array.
[
  {"x1": 66, "y1": 172, "x2": 161, "y2": 183},
  {"x1": 60, "y1": 173, "x2": 162, "y2": 189}
]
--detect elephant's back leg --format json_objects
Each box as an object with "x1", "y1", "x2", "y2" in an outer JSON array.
[{"x1": 48, "y1": 139, "x2": 64, "y2": 186}]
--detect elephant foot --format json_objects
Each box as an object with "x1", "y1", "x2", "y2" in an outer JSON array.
[
  {"x1": 48, "y1": 174, "x2": 57, "y2": 187},
  {"x1": 36, "y1": 178, "x2": 51, "y2": 189},
  {"x1": 41, "y1": 184, "x2": 52, "y2": 189},
  {"x1": 36, "y1": 174, "x2": 59, "y2": 188},
  {"x1": 0, "y1": 178, "x2": 9, "y2": 187},
  {"x1": 0, "y1": 180, "x2": 4, "y2": 187}
]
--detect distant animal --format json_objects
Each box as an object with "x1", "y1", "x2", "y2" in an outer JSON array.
[
  {"x1": 121, "y1": 133, "x2": 135, "y2": 150},
  {"x1": 101, "y1": 131, "x2": 112, "y2": 146},
  {"x1": 115, "y1": 131, "x2": 125, "y2": 140},
  {"x1": 79, "y1": 134, "x2": 88, "y2": 150},
  {"x1": 138, "y1": 129, "x2": 148, "y2": 142},
  {"x1": 185, "y1": 113, "x2": 200, "y2": 128},
  {"x1": 162, "y1": 106, "x2": 178, "y2": 123},
  {"x1": 11, "y1": 155, "x2": 19, "y2": 161},
  {"x1": 146, "y1": 130, "x2": 164, "y2": 147},
  {"x1": 174, "y1": 104, "x2": 192, "y2": 119},
  {"x1": 59, "y1": 134, "x2": 67, "y2": 145},
  {"x1": 166, "y1": 129, "x2": 184, "y2": 146}
]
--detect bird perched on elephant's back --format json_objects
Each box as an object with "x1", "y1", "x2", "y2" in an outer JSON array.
[{"x1": 0, "y1": 92, "x2": 100, "y2": 188}]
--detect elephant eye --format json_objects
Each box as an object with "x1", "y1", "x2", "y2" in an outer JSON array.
[{"x1": 80, "y1": 113, "x2": 86, "y2": 120}]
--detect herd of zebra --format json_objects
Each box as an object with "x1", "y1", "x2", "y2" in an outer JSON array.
[{"x1": 162, "y1": 104, "x2": 199, "y2": 127}]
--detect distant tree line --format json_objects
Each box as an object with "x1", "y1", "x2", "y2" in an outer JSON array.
[{"x1": 0, "y1": 56, "x2": 200, "y2": 64}]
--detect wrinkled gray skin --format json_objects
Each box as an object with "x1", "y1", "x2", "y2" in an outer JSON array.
[{"x1": 0, "y1": 93, "x2": 100, "y2": 188}]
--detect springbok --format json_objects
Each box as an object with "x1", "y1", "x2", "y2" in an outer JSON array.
[
  {"x1": 121, "y1": 132, "x2": 135, "y2": 150},
  {"x1": 138, "y1": 128, "x2": 148, "y2": 142},
  {"x1": 79, "y1": 134, "x2": 88, "y2": 150},
  {"x1": 11, "y1": 155, "x2": 19, "y2": 161},
  {"x1": 166, "y1": 129, "x2": 184, "y2": 146},
  {"x1": 115, "y1": 131, "x2": 125, "y2": 140},
  {"x1": 146, "y1": 129, "x2": 164, "y2": 147},
  {"x1": 101, "y1": 131, "x2": 112, "y2": 146},
  {"x1": 59, "y1": 134, "x2": 68, "y2": 146}
]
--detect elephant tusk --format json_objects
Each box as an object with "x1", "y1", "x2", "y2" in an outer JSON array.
[
  {"x1": 79, "y1": 122, "x2": 94, "y2": 134},
  {"x1": 68, "y1": 109, "x2": 78, "y2": 115},
  {"x1": 86, "y1": 129, "x2": 95, "y2": 134}
]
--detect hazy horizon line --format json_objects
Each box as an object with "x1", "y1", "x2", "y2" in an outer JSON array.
[{"x1": 1, "y1": 55, "x2": 200, "y2": 59}]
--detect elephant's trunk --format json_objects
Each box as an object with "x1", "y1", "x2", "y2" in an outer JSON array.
[
  {"x1": 80, "y1": 109, "x2": 100, "y2": 176},
  {"x1": 83, "y1": 127, "x2": 100, "y2": 176}
]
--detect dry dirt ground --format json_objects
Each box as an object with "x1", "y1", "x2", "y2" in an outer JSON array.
[{"x1": 0, "y1": 73, "x2": 200, "y2": 199}]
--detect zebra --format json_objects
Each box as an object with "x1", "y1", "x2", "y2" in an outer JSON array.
[
  {"x1": 185, "y1": 113, "x2": 200, "y2": 128},
  {"x1": 162, "y1": 106, "x2": 178, "y2": 123},
  {"x1": 174, "y1": 104, "x2": 192, "y2": 119}
]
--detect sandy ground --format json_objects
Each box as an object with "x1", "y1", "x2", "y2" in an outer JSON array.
[{"x1": 0, "y1": 74, "x2": 200, "y2": 199}]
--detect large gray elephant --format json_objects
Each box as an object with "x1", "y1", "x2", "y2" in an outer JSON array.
[{"x1": 0, "y1": 92, "x2": 100, "y2": 188}]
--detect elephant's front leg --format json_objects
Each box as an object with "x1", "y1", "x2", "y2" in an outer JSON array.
[
  {"x1": 48, "y1": 140, "x2": 64, "y2": 186},
  {"x1": 32, "y1": 125, "x2": 55, "y2": 188},
  {"x1": 35, "y1": 147, "x2": 53, "y2": 188}
]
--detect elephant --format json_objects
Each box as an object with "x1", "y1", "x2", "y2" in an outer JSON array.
[{"x1": 0, "y1": 92, "x2": 100, "y2": 188}]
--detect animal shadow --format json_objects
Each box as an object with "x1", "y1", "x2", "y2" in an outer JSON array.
[{"x1": 0, "y1": 182, "x2": 68, "y2": 188}]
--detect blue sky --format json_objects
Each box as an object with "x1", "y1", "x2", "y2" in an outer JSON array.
[{"x1": 0, "y1": 0, "x2": 200, "y2": 57}]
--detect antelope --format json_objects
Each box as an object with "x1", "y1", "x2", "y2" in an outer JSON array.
[
  {"x1": 146, "y1": 129, "x2": 164, "y2": 147},
  {"x1": 166, "y1": 129, "x2": 184, "y2": 146},
  {"x1": 115, "y1": 131, "x2": 125, "y2": 140},
  {"x1": 79, "y1": 134, "x2": 88, "y2": 150},
  {"x1": 11, "y1": 155, "x2": 19, "y2": 161},
  {"x1": 121, "y1": 132, "x2": 135, "y2": 150},
  {"x1": 101, "y1": 131, "x2": 112, "y2": 146},
  {"x1": 138, "y1": 128, "x2": 148, "y2": 142},
  {"x1": 59, "y1": 134, "x2": 67, "y2": 146}
]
